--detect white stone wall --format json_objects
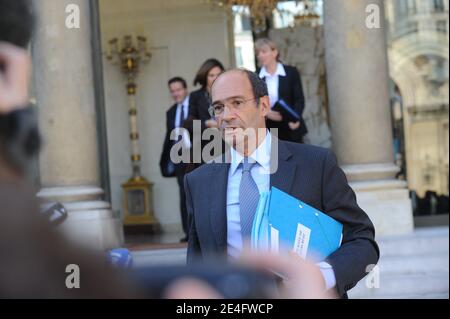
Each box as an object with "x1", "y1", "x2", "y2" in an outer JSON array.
[{"x1": 99, "y1": 0, "x2": 233, "y2": 230}]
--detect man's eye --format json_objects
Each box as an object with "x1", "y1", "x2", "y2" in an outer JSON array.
[
  {"x1": 214, "y1": 105, "x2": 224, "y2": 112},
  {"x1": 233, "y1": 100, "x2": 244, "y2": 106}
]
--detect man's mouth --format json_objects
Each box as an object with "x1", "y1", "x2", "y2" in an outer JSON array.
[{"x1": 224, "y1": 126, "x2": 239, "y2": 133}]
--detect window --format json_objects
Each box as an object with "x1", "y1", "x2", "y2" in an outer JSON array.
[
  {"x1": 434, "y1": 0, "x2": 445, "y2": 13},
  {"x1": 436, "y1": 20, "x2": 448, "y2": 33},
  {"x1": 235, "y1": 47, "x2": 244, "y2": 68},
  {"x1": 395, "y1": 0, "x2": 417, "y2": 18},
  {"x1": 241, "y1": 15, "x2": 252, "y2": 31}
]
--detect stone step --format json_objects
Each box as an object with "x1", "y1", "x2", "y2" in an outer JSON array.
[
  {"x1": 128, "y1": 227, "x2": 450, "y2": 299},
  {"x1": 348, "y1": 272, "x2": 449, "y2": 299},
  {"x1": 377, "y1": 253, "x2": 449, "y2": 275},
  {"x1": 130, "y1": 251, "x2": 449, "y2": 275},
  {"x1": 378, "y1": 226, "x2": 449, "y2": 257},
  {"x1": 129, "y1": 232, "x2": 449, "y2": 269},
  {"x1": 131, "y1": 248, "x2": 187, "y2": 268},
  {"x1": 366, "y1": 292, "x2": 449, "y2": 299}
]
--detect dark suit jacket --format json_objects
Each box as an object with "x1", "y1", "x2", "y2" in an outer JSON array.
[
  {"x1": 261, "y1": 64, "x2": 307, "y2": 142},
  {"x1": 159, "y1": 103, "x2": 184, "y2": 177},
  {"x1": 184, "y1": 138, "x2": 379, "y2": 297},
  {"x1": 187, "y1": 88, "x2": 211, "y2": 124},
  {"x1": 184, "y1": 88, "x2": 215, "y2": 172}
]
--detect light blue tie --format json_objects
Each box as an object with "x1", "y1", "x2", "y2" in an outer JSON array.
[{"x1": 239, "y1": 157, "x2": 259, "y2": 238}]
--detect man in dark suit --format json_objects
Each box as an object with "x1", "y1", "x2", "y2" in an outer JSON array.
[
  {"x1": 184, "y1": 69, "x2": 379, "y2": 297},
  {"x1": 159, "y1": 77, "x2": 190, "y2": 242}
]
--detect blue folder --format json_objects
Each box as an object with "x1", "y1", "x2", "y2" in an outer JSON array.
[
  {"x1": 251, "y1": 187, "x2": 343, "y2": 261},
  {"x1": 276, "y1": 99, "x2": 300, "y2": 121}
]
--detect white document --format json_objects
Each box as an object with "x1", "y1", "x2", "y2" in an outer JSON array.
[
  {"x1": 293, "y1": 223, "x2": 311, "y2": 258},
  {"x1": 270, "y1": 225, "x2": 279, "y2": 254}
]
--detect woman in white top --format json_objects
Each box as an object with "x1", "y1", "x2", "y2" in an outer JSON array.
[{"x1": 255, "y1": 38, "x2": 307, "y2": 143}]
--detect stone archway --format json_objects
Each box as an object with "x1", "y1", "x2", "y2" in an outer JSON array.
[{"x1": 388, "y1": 40, "x2": 449, "y2": 202}]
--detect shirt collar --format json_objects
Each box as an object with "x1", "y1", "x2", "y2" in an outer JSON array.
[
  {"x1": 259, "y1": 63, "x2": 286, "y2": 78},
  {"x1": 178, "y1": 95, "x2": 189, "y2": 109},
  {"x1": 229, "y1": 131, "x2": 272, "y2": 176}
]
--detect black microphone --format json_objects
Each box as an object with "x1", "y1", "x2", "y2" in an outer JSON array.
[{"x1": 40, "y1": 202, "x2": 68, "y2": 226}]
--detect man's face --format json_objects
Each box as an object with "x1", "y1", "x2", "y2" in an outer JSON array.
[
  {"x1": 211, "y1": 71, "x2": 269, "y2": 150},
  {"x1": 169, "y1": 81, "x2": 188, "y2": 104},
  {"x1": 0, "y1": 43, "x2": 30, "y2": 114}
]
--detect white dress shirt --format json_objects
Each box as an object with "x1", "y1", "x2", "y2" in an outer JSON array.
[
  {"x1": 174, "y1": 95, "x2": 191, "y2": 149},
  {"x1": 259, "y1": 62, "x2": 286, "y2": 108},
  {"x1": 226, "y1": 131, "x2": 336, "y2": 290},
  {"x1": 227, "y1": 131, "x2": 272, "y2": 259}
]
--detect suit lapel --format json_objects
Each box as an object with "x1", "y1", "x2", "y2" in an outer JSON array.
[
  {"x1": 209, "y1": 162, "x2": 230, "y2": 252},
  {"x1": 206, "y1": 139, "x2": 296, "y2": 253},
  {"x1": 168, "y1": 103, "x2": 177, "y2": 131},
  {"x1": 270, "y1": 138, "x2": 297, "y2": 194},
  {"x1": 278, "y1": 73, "x2": 288, "y2": 101}
]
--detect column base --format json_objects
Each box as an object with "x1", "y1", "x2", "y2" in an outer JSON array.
[
  {"x1": 350, "y1": 179, "x2": 414, "y2": 236},
  {"x1": 37, "y1": 186, "x2": 124, "y2": 251},
  {"x1": 58, "y1": 206, "x2": 123, "y2": 251}
]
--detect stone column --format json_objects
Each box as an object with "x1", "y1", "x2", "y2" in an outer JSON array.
[
  {"x1": 324, "y1": 0, "x2": 414, "y2": 235},
  {"x1": 32, "y1": 0, "x2": 122, "y2": 250}
]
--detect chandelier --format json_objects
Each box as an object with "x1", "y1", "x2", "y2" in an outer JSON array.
[
  {"x1": 208, "y1": 0, "x2": 280, "y2": 33},
  {"x1": 293, "y1": 0, "x2": 320, "y2": 26},
  {"x1": 208, "y1": 1, "x2": 321, "y2": 32}
]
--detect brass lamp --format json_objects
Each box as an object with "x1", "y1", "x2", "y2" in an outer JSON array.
[{"x1": 106, "y1": 35, "x2": 159, "y2": 229}]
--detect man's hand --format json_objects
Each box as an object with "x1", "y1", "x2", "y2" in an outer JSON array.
[
  {"x1": 239, "y1": 249, "x2": 337, "y2": 299},
  {"x1": 266, "y1": 110, "x2": 283, "y2": 122},
  {"x1": 164, "y1": 278, "x2": 224, "y2": 299},
  {"x1": 288, "y1": 121, "x2": 300, "y2": 130},
  {"x1": 0, "y1": 42, "x2": 30, "y2": 114}
]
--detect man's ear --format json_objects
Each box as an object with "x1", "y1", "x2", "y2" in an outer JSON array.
[{"x1": 259, "y1": 96, "x2": 270, "y2": 117}]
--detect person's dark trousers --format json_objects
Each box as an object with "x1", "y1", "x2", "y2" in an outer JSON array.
[
  {"x1": 288, "y1": 126, "x2": 305, "y2": 144},
  {"x1": 176, "y1": 165, "x2": 189, "y2": 240}
]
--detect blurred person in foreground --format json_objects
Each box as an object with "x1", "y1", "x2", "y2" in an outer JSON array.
[
  {"x1": 0, "y1": 0, "x2": 141, "y2": 298},
  {"x1": 167, "y1": 248, "x2": 337, "y2": 299}
]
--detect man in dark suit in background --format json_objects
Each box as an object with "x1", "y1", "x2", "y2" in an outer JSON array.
[
  {"x1": 159, "y1": 77, "x2": 190, "y2": 242},
  {"x1": 184, "y1": 69, "x2": 379, "y2": 297}
]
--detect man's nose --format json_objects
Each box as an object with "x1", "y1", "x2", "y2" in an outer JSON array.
[{"x1": 222, "y1": 106, "x2": 236, "y2": 121}]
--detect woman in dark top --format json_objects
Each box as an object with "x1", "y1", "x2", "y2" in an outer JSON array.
[
  {"x1": 188, "y1": 58, "x2": 224, "y2": 127},
  {"x1": 255, "y1": 38, "x2": 307, "y2": 143},
  {"x1": 185, "y1": 58, "x2": 225, "y2": 171}
]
